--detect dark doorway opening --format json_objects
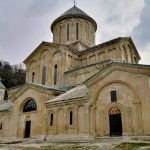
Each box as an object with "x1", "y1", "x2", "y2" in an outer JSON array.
[
  {"x1": 109, "y1": 107, "x2": 122, "y2": 136},
  {"x1": 24, "y1": 121, "x2": 31, "y2": 138}
]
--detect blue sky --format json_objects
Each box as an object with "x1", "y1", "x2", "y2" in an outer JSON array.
[{"x1": 0, "y1": 0, "x2": 149, "y2": 64}]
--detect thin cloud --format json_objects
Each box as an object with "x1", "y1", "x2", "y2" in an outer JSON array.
[{"x1": 0, "y1": 0, "x2": 149, "y2": 65}]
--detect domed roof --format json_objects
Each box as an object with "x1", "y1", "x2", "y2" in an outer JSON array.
[{"x1": 51, "y1": 6, "x2": 97, "y2": 32}]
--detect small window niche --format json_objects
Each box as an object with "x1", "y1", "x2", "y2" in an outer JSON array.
[
  {"x1": 32, "y1": 72, "x2": 35, "y2": 83},
  {"x1": 0, "y1": 123, "x2": 3, "y2": 130},
  {"x1": 110, "y1": 90, "x2": 117, "y2": 102},
  {"x1": 69, "y1": 111, "x2": 73, "y2": 126},
  {"x1": 54, "y1": 64, "x2": 58, "y2": 85},
  {"x1": 50, "y1": 113, "x2": 54, "y2": 126}
]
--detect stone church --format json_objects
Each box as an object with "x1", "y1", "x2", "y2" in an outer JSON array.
[{"x1": 0, "y1": 5, "x2": 150, "y2": 140}]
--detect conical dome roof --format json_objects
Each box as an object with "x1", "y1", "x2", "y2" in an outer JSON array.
[{"x1": 51, "y1": 6, "x2": 97, "y2": 32}]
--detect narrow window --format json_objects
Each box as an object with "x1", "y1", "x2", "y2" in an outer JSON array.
[
  {"x1": 32, "y1": 72, "x2": 35, "y2": 83},
  {"x1": 0, "y1": 123, "x2": 2, "y2": 130},
  {"x1": 70, "y1": 111, "x2": 73, "y2": 125},
  {"x1": 54, "y1": 64, "x2": 57, "y2": 85},
  {"x1": 42, "y1": 66, "x2": 46, "y2": 85},
  {"x1": 4, "y1": 90, "x2": 8, "y2": 101},
  {"x1": 59, "y1": 26, "x2": 61, "y2": 43},
  {"x1": 111, "y1": 90, "x2": 117, "y2": 102},
  {"x1": 76, "y1": 23, "x2": 79, "y2": 40},
  {"x1": 67, "y1": 23, "x2": 70, "y2": 41},
  {"x1": 50, "y1": 113, "x2": 54, "y2": 126}
]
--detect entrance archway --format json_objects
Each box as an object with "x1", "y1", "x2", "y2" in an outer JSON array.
[
  {"x1": 24, "y1": 120, "x2": 31, "y2": 138},
  {"x1": 109, "y1": 107, "x2": 122, "y2": 136}
]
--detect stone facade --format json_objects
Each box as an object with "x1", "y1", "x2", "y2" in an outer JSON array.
[{"x1": 0, "y1": 5, "x2": 150, "y2": 140}]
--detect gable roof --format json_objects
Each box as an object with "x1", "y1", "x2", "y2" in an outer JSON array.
[
  {"x1": 81, "y1": 37, "x2": 141, "y2": 60},
  {"x1": 0, "y1": 100, "x2": 13, "y2": 112},
  {"x1": 83, "y1": 61, "x2": 150, "y2": 87},
  {"x1": 9, "y1": 83, "x2": 67, "y2": 101},
  {"x1": 23, "y1": 41, "x2": 80, "y2": 64},
  {"x1": 46, "y1": 84, "x2": 88, "y2": 105}
]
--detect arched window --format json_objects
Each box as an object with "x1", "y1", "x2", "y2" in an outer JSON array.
[
  {"x1": 67, "y1": 23, "x2": 70, "y2": 41},
  {"x1": 54, "y1": 64, "x2": 58, "y2": 85},
  {"x1": 42, "y1": 66, "x2": 46, "y2": 85},
  {"x1": 76, "y1": 23, "x2": 79, "y2": 40},
  {"x1": 69, "y1": 111, "x2": 73, "y2": 125},
  {"x1": 50, "y1": 113, "x2": 54, "y2": 126},
  {"x1": 32, "y1": 72, "x2": 35, "y2": 83},
  {"x1": 23, "y1": 99, "x2": 37, "y2": 112},
  {"x1": 59, "y1": 26, "x2": 62, "y2": 43}
]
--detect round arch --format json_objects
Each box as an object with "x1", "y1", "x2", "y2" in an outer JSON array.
[
  {"x1": 90, "y1": 80, "x2": 139, "y2": 106},
  {"x1": 20, "y1": 98, "x2": 37, "y2": 113},
  {"x1": 103, "y1": 102, "x2": 127, "y2": 136}
]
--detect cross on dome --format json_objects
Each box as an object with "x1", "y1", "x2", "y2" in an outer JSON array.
[{"x1": 73, "y1": 0, "x2": 77, "y2": 6}]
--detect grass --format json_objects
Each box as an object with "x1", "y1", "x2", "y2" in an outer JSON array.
[
  {"x1": 23, "y1": 146, "x2": 98, "y2": 150},
  {"x1": 113, "y1": 142, "x2": 150, "y2": 150},
  {"x1": 6, "y1": 142, "x2": 150, "y2": 150}
]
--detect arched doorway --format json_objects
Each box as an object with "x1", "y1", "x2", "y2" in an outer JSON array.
[
  {"x1": 109, "y1": 107, "x2": 122, "y2": 136},
  {"x1": 24, "y1": 120, "x2": 31, "y2": 138},
  {"x1": 22, "y1": 99, "x2": 37, "y2": 138},
  {"x1": 24, "y1": 116, "x2": 31, "y2": 138}
]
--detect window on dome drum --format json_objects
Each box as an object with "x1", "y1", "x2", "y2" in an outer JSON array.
[
  {"x1": 69, "y1": 111, "x2": 73, "y2": 125},
  {"x1": 67, "y1": 23, "x2": 70, "y2": 41},
  {"x1": 111, "y1": 90, "x2": 117, "y2": 102},
  {"x1": 32, "y1": 72, "x2": 35, "y2": 83},
  {"x1": 59, "y1": 26, "x2": 62, "y2": 43},
  {"x1": 23, "y1": 99, "x2": 37, "y2": 112},
  {"x1": 50, "y1": 113, "x2": 54, "y2": 126},
  {"x1": 42, "y1": 66, "x2": 46, "y2": 85},
  {"x1": 0, "y1": 123, "x2": 2, "y2": 130},
  {"x1": 76, "y1": 23, "x2": 79, "y2": 40},
  {"x1": 54, "y1": 64, "x2": 58, "y2": 85}
]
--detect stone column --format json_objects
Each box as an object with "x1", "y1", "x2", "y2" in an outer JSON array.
[
  {"x1": 36, "y1": 65, "x2": 40, "y2": 83},
  {"x1": 98, "y1": 110, "x2": 104, "y2": 136},
  {"x1": 74, "y1": 106, "x2": 78, "y2": 134},
  {"x1": 126, "y1": 107, "x2": 133, "y2": 134},
  {"x1": 55, "y1": 109, "x2": 58, "y2": 135},
  {"x1": 85, "y1": 106, "x2": 89, "y2": 134},
  {"x1": 134, "y1": 102, "x2": 143, "y2": 133},
  {"x1": 44, "y1": 113, "x2": 49, "y2": 137},
  {"x1": 63, "y1": 107, "x2": 67, "y2": 134}
]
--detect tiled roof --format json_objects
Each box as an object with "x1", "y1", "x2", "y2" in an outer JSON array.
[
  {"x1": 30, "y1": 83, "x2": 73, "y2": 92},
  {"x1": 0, "y1": 100, "x2": 13, "y2": 112},
  {"x1": 51, "y1": 6, "x2": 97, "y2": 31},
  {"x1": 61, "y1": 6, "x2": 90, "y2": 17},
  {"x1": 46, "y1": 85, "x2": 88, "y2": 103}
]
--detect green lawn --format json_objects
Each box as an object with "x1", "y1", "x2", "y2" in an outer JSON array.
[
  {"x1": 113, "y1": 142, "x2": 150, "y2": 150},
  {"x1": 23, "y1": 146, "x2": 98, "y2": 150}
]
